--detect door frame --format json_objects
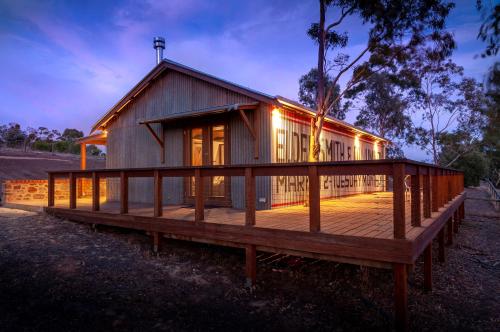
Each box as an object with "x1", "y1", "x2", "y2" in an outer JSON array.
[{"x1": 183, "y1": 118, "x2": 231, "y2": 207}]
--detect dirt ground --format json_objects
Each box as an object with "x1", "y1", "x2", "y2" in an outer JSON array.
[{"x1": 0, "y1": 187, "x2": 498, "y2": 331}]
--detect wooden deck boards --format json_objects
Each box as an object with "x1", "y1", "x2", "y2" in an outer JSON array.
[{"x1": 54, "y1": 191, "x2": 426, "y2": 240}]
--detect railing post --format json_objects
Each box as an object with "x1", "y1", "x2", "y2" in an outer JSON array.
[
  {"x1": 431, "y1": 168, "x2": 439, "y2": 212},
  {"x1": 120, "y1": 171, "x2": 128, "y2": 214},
  {"x1": 154, "y1": 170, "x2": 162, "y2": 217},
  {"x1": 48, "y1": 173, "x2": 54, "y2": 207},
  {"x1": 69, "y1": 172, "x2": 76, "y2": 209},
  {"x1": 92, "y1": 172, "x2": 100, "y2": 211},
  {"x1": 423, "y1": 167, "x2": 431, "y2": 218},
  {"x1": 393, "y1": 163, "x2": 406, "y2": 239},
  {"x1": 308, "y1": 165, "x2": 320, "y2": 233},
  {"x1": 245, "y1": 167, "x2": 256, "y2": 226},
  {"x1": 446, "y1": 172, "x2": 453, "y2": 202},
  {"x1": 410, "y1": 167, "x2": 421, "y2": 227},
  {"x1": 195, "y1": 169, "x2": 204, "y2": 222}
]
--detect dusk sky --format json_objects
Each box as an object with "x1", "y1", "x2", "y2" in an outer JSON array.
[{"x1": 0, "y1": 0, "x2": 496, "y2": 161}]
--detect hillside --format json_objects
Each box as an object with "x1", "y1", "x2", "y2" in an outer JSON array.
[{"x1": 0, "y1": 148, "x2": 105, "y2": 181}]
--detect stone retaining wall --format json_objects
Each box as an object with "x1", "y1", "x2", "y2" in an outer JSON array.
[{"x1": 1, "y1": 178, "x2": 107, "y2": 203}]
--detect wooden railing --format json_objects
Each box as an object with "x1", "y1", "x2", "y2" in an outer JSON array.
[{"x1": 47, "y1": 159, "x2": 464, "y2": 240}]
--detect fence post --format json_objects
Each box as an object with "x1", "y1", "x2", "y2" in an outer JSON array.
[
  {"x1": 120, "y1": 171, "x2": 128, "y2": 214},
  {"x1": 308, "y1": 165, "x2": 320, "y2": 233},
  {"x1": 195, "y1": 169, "x2": 204, "y2": 222},
  {"x1": 92, "y1": 172, "x2": 100, "y2": 211},
  {"x1": 393, "y1": 163, "x2": 406, "y2": 239},
  {"x1": 48, "y1": 173, "x2": 54, "y2": 207},
  {"x1": 69, "y1": 172, "x2": 76, "y2": 209},
  {"x1": 411, "y1": 167, "x2": 421, "y2": 227},
  {"x1": 245, "y1": 167, "x2": 256, "y2": 226},
  {"x1": 154, "y1": 170, "x2": 162, "y2": 217}
]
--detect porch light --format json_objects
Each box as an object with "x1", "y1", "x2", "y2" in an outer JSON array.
[
  {"x1": 354, "y1": 134, "x2": 361, "y2": 160},
  {"x1": 272, "y1": 108, "x2": 283, "y2": 128},
  {"x1": 373, "y1": 140, "x2": 379, "y2": 159}
]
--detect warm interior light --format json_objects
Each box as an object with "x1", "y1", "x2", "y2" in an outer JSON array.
[
  {"x1": 373, "y1": 140, "x2": 379, "y2": 159},
  {"x1": 103, "y1": 130, "x2": 108, "y2": 136},
  {"x1": 272, "y1": 108, "x2": 283, "y2": 128}
]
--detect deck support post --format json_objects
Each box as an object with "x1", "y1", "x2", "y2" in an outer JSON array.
[
  {"x1": 438, "y1": 228, "x2": 445, "y2": 262},
  {"x1": 92, "y1": 172, "x2": 100, "y2": 211},
  {"x1": 245, "y1": 168, "x2": 256, "y2": 226},
  {"x1": 120, "y1": 171, "x2": 128, "y2": 214},
  {"x1": 195, "y1": 169, "x2": 204, "y2": 222},
  {"x1": 393, "y1": 163, "x2": 406, "y2": 239},
  {"x1": 152, "y1": 232, "x2": 163, "y2": 253},
  {"x1": 410, "y1": 169, "x2": 421, "y2": 227},
  {"x1": 69, "y1": 172, "x2": 76, "y2": 209},
  {"x1": 48, "y1": 173, "x2": 55, "y2": 207},
  {"x1": 424, "y1": 243, "x2": 432, "y2": 291},
  {"x1": 446, "y1": 218, "x2": 453, "y2": 245},
  {"x1": 245, "y1": 244, "x2": 256, "y2": 286},
  {"x1": 308, "y1": 166, "x2": 320, "y2": 232},
  {"x1": 154, "y1": 170, "x2": 163, "y2": 217},
  {"x1": 393, "y1": 263, "x2": 409, "y2": 331},
  {"x1": 453, "y1": 210, "x2": 459, "y2": 233}
]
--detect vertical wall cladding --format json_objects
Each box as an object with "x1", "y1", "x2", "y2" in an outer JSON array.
[
  {"x1": 230, "y1": 103, "x2": 272, "y2": 210},
  {"x1": 105, "y1": 69, "x2": 268, "y2": 206}
]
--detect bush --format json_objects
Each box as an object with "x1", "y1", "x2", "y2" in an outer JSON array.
[
  {"x1": 450, "y1": 151, "x2": 489, "y2": 187},
  {"x1": 32, "y1": 140, "x2": 53, "y2": 152}
]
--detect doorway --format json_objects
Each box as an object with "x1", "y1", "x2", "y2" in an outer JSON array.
[{"x1": 185, "y1": 123, "x2": 230, "y2": 205}]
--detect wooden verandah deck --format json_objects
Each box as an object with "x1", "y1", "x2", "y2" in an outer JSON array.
[{"x1": 45, "y1": 160, "x2": 465, "y2": 331}]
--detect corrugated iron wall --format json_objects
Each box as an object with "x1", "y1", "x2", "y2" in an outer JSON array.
[{"x1": 105, "y1": 69, "x2": 271, "y2": 206}]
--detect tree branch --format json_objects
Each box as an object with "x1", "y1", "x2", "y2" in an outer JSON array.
[{"x1": 326, "y1": 5, "x2": 355, "y2": 31}]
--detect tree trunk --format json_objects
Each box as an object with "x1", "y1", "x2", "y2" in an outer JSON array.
[{"x1": 310, "y1": 0, "x2": 326, "y2": 162}]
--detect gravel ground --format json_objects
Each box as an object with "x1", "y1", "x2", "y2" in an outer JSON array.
[{"x1": 0, "y1": 187, "x2": 498, "y2": 331}]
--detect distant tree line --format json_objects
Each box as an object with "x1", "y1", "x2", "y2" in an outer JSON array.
[{"x1": 0, "y1": 123, "x2": 104, "y2": 156}]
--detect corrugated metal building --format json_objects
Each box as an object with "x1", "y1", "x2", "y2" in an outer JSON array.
[{"x1": 81, "y1": 44, "x2": 387, "y2": 210}]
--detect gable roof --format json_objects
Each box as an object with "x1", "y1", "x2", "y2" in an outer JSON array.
[{"x1": 91, "y1": 59, "x2": 387, "y2": 143}]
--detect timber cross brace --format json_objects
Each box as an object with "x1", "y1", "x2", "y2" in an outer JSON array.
[
  {"x1": 233, "y1": 103, "x2": 260, "y2": 159},
  {"x1": 143, "y1": 123, "x2": 165, "y2": 164}
]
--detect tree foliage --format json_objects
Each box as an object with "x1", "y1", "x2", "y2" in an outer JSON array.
[
  {"x1": 477, "y1": 2, "x2": 499, "y2": 58},
  {"x1": 407, "y1": 54, "x2": 487, "y2": 165},
  {"x1": 352, "y1": 72, "x2": 413, "y2": 158},
  {"x1": 298, "y1": 68, "x2": 345, "y2": 119},
  {"x1": 305, "y1": 0, "x2": 454, "y2": 161},
  {"x1": 482, "y1": 62, "x2": 500, "y2": 185}
]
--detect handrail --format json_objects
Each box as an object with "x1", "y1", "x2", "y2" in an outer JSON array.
[
  {"x1": 484, "y1": 178, "x2": 500, "y2": 210},
  {"x1": 46, "y1": 159, "x2": 465, "y2": 241},
  {"x1": 47, "y1": 159, "x2": 463, "y2": 176},
  {"x1": 484, "y1": 178, "x2": 500, "y2": 199}
]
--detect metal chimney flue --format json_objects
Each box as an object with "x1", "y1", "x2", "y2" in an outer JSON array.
[{"x1": 153, "y1": 37, "x2": 165, "y2": 65}]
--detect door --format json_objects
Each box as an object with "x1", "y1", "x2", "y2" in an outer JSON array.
[{"x1": 186, "y1": 123, "x2": 230, "y2": 205}]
